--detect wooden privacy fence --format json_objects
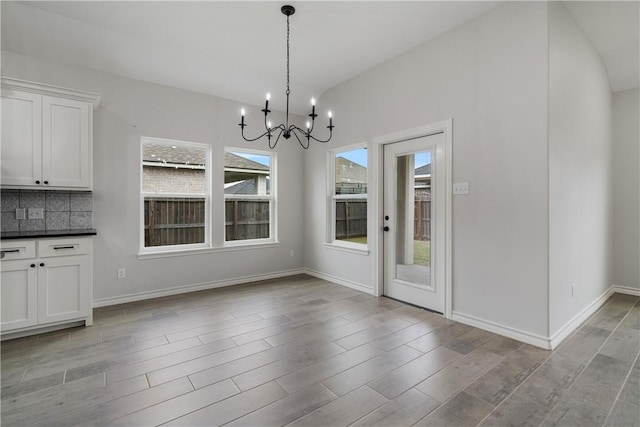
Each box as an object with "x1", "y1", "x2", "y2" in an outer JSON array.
[
  {"x1": 335, "y1": 199, "x2": 367, "y2": 239},
  {"x1": 335, "y1": 199, "x2": 431, "y2": 241},
  {"x1": 145, "y1": 197, "x2": 427, "y2": 246},
  {"x1": 144, "y1": 198, "x2": 271, "y2": 246},
  {"x1": 225, "y1": 199, "x2": 270, "y2": 241},
  {"x1": 414, "y1": 199, "x2": 431, "y2": 241},
  {"x1": 144, "y1": 197, "x2": 205, "y2": 247}
]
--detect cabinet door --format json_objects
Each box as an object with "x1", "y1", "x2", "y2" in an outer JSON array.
[
  {"x1": 42, "y1": 97, "x2": 91, "y2": 188},
  {"x1": 1, "y1": 260, "x2": 38, "y2": 332},
  {"x1": 1, "y1": 90, "x2": 43, "y2": 186},
  {"x1": 37, "y1": 255, "x2": 89, "y2": 324}
]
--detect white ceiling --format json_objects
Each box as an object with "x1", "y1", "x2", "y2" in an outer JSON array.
[{"x1": 2, "y1": 1, "x2": 638, "y2": 114}]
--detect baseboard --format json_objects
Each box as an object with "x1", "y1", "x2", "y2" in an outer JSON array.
[
  {"x1": 304, "y1": 268, "x2": 375, "y2": 295},
  {"x1": 548, "y1": 286, "x2": 616, "y2": 350},
  {"x1": 451, "y1": 311, "x2": 551, "y2": 350},
  {"x1": 92, "y1": 268, "x2": 307, "y2": 308},
  {"x1": 611, "y1": 285, "x2": 640, "y2": 296}
]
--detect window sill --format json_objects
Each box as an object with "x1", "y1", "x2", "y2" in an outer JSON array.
[
  {"x1": 324, "y1": 242, "x2": 370, "y2": 256},
  {"x1": 138, "y1": 241, "x2": 279, "y2": 260}
]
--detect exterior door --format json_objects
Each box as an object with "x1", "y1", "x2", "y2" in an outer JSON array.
[{"x1": 383, "y1": 133, "x2": 445, "y2": 313}]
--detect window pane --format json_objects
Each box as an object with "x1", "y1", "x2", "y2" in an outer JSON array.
[
  {"x1": 142, "y1": 143, "x2": 207, "y2": 194},
  {"x1": 335, "y1": 148, "x2": 367, "y2": 195},
  {"x1": 225, "y1": 151, "x2": 273, "y2": 242},
  {"x1": 225, "y1": 152, "x2": 271, "y2": 196},
  {"x1": 141, "y1": 138, "x2": 209, "y2": 250},
  {"x1": 144, "y1": 197, "x2": 205, "y2": 247},
  {"x1": 335, "y1": 199, "x2": 367, "y2": 244},
  {"x1": 225, "y1": 199, "x2": 270, "y2": 241}
]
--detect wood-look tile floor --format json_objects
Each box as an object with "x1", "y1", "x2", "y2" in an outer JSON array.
[{"x1": 1, "y1": 274, "x2": 638, "y2": 426}]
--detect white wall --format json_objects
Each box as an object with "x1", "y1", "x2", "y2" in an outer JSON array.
[
  {"x1": 548, "y1": 3, "x2": 614, "y2": 337},
  {"x1": 613, "y1": 88, "x2": 640, "y2": 290},
  {"x1": 306, "y1": 2, "x2": 550, "y2": 338},
  {"x1": 2, "y1": 50, "x2": 306, "y2": 303}
]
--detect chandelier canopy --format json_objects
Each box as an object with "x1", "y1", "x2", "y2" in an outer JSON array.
[{"x1": 239, "y1": 5, "x2": 334, "y2": 149}]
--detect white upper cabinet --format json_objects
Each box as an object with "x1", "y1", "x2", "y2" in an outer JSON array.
[
  {"x1": 1, "y1": 90, "x2": 43, "y2": 186},
  {"x1": 1, "y1": 78, "x2": 100, "y2": 190}
]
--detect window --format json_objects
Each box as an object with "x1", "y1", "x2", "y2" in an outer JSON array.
[
  {"x1": 330, "y1": 145, "x2": 367, "y2": 247},
  {"x1": 224, "y1": 149, "x2": 275, "y2": 243},
  {"x1": 140, "y1": 137, "x2": 209, "y2": 251}
]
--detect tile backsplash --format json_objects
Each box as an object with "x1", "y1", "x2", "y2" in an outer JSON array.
[{"x1": 1, "y1": 190, "x2": 93, "y2": 232}]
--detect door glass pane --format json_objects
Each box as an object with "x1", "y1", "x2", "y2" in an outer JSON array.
[{"x1": 395, "y1": 150, "x2": 431, "y2": 286}]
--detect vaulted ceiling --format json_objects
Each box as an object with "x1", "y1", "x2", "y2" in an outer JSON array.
[{"x1": 2, "y1": 1, "x2": 638, "y2": 114}]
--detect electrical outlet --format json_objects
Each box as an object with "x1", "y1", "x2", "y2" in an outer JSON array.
[
  {"x1": 28, "y1": 208, "x2": 44, "y2": 220},
  {"x1": 289, "y1": 249, "x2": 295, "y2": 258},
  {"x1": 117, "y1": 268, "x2": 126, "y2": 279}
]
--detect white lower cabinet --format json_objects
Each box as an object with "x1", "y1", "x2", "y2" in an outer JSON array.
[
  {"x1": 0, "y1": 259, "x2": 38, "y2": 331},
  {"x1": 37, "y1": 255, "x2": 90, "y2": 325},
  {"x1": 1, "y1": 237, "x2": 93, "y2": 336}
]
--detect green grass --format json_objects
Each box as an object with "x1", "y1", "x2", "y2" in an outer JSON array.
[
  {"x1": 338, "y1": 236, "x2": 430, "y2": 267},
  {"x1": 414, "y1": 239, "x2": 431, "y2": 267}
]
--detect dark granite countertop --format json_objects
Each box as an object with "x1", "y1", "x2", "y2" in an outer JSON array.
[{"x1": 1, "y1": 229, "x2": 97, "y2": 240}]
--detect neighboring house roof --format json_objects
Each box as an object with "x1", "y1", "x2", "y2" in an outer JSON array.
[
  {"x1": 143, "y1": 143, "x2": 206, "y2": 166},
  {"x1": 335, "y1": 157, "x2": 366, "y2": 184},
  {"x1": 415, "y1": 163, "x2": 431, "y2": 175},
  {"x1": 143, "y1": 144, "x2": 268, "y2": 171},
  {"x1": 224, "y1": 152, "x2": 269, "y2": 171},
  {"x1": 225, "y1": 179, "x2": 271, "y2": 195}
]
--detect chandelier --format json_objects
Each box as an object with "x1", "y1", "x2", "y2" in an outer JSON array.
[{"x1": 239, "y1": 5, "x2": 334, "y2": 149}]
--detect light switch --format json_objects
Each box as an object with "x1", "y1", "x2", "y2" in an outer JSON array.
[
  {"x1": 453, "y1": 182, "x2": 470, "y2": 195},
  {"x1": 28, "y1": 208, "x2": 44, "y2": 220},
  {"x1": 15, "y1": 208, "x2": 26, "y2": 220}
]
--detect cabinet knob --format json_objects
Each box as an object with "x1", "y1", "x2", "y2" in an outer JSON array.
[
  {"x1": 35, "y1": 180, "x2": 41, "y2": 184},
  {"x1": 44, "y1": 180, "x2": 49, "y2": 185},
  {"x1": 30, "y1": 263, "x2": 36, "y2": 268},
  {"x1": 39, "y1": 262, "x2": 45, "y2": 267}
]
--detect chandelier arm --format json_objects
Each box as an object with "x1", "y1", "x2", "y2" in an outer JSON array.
[
  {"x1": 241, "y1": 127, "x2": 273, "y2": 142},
  {"x1": 290, "y1": 128, "x2": 310, "y2": 150},
  {"x1": 305, "y1": 127, "x2": 334, "y2": 144},
  {"x1": 269, "y1": 128, "x2": 284, "y2": 150}
]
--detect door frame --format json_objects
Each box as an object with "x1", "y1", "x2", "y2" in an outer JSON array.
[{"x1": 371, "y1": 119, "x2": 453, "y2": 319}]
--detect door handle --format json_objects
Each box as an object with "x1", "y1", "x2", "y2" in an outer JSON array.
[{"x1": 383, "y1": 226, "x2": 390, "y2": 232}]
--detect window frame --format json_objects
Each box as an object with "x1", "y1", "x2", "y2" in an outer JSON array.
[
  {"x1": 327, "y1": 143, "x2": 369, "y2": 253},
  {"x1": 139, "y1": 136, "x2": 211, "y2": 254},
  {"x1": 223, "y1": 147, "x2": 277, "y2": 246}
]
